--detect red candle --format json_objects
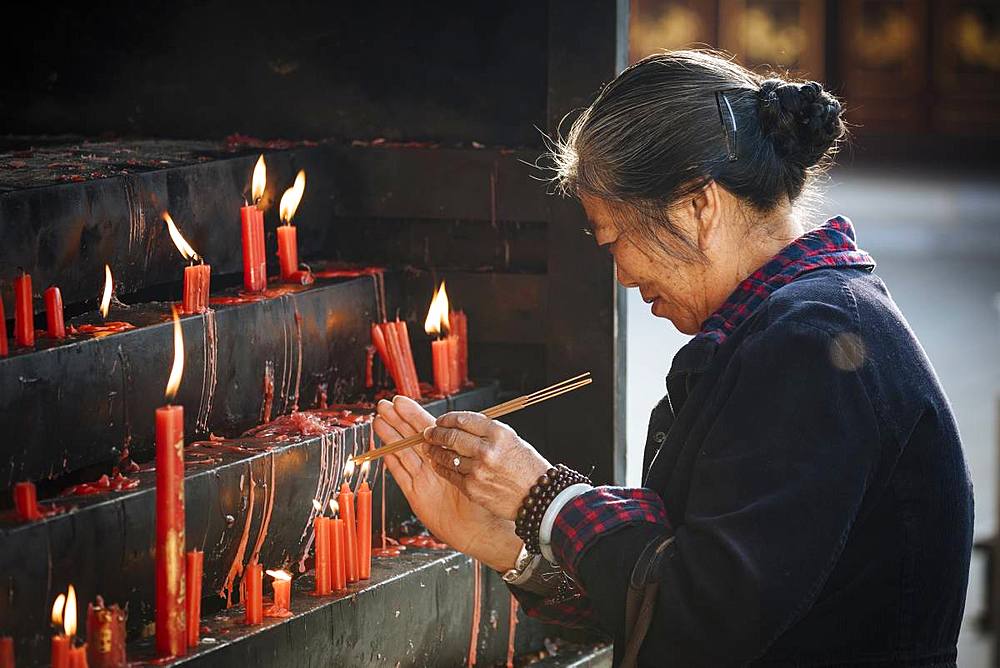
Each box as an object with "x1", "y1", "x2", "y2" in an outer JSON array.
[
  {"x1": 312, "y1": 513, "x2": 331, "y2": 595},
  {"x1": 13, "y1": 272, "x2": 33, "y2": 348},
  {"x1": 185, "y1": 551, "x2": 203, "y2": 648},
  {"x1": 86, "y1": 598, "x2": 126, "y2": 668},
  {"x1": 356, "y1": 476, "x2": 372, "y2": 580},
  {"x1": 69, "y1": 644, "x2": 87, "y2": 668},
  {"x1": 277, "y1": 169, "x2": 305, "y2": 282},
  {"x1": 431, "y1": 338, "x2": 451, "y2": 396},
  {"x1": 454, "y1": 310, "x2": 469, "y2": 385},
  {"x1": 446, "y1": 334, "x2": 460, "y2": 394},
  {"x1": 13, "y1": 481, "x2": 41, "y2": 521},
  {"x1": 52, "y1": 635, "x2": 69, "y2": 668},
  {"x1": 329, "y1": 515, "x2": 347, "y2": 591},
  {"x1": 45, "y1": 286, "x2": 66, "y2": 339},
  {"x1": 391, "y1": 319, "x2": 420, "y2": 399},
  {"x1": 182, "y1": 264, "x2": 211, "y2": 315},
  {"x1": 338, "y1": 482, "x2": 359, "y2": 583},
  {"x1": 276, "y1": 225, "x2": 298, "y2": 281},
  {"x1": 0, "y1": 295, "x2": 8, "y2": 357},
  {"x1": 240, "y1": 206, "x2": 266, "y2": 293},
  {"x1": 0, "y1": 636, "x2": 13, "y2": 668},
  {"x1": 269, "y1": 570, "x2": 291, "y2": 610},
  {"x1": 244, "y1": 563, "x2": 263, "y2": 625},
  {"x1": 155, "y1": 404, "x2": 186, "y2": 657},
  {"x1": 371, "y1": 324, "x2": 403, "y2": 394}
]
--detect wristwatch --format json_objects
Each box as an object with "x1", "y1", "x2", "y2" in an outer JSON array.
[
  {"x1": 502, "y1": 545, "x2": 539, "y2": 586},
  {"x1": 501, "y1": 544, "x2": 564, "y2": 597}
]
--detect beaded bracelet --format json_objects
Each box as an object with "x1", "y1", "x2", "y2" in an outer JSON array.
[{"x1": 514, "y1": 464, "x2": 591, "y2": 554}]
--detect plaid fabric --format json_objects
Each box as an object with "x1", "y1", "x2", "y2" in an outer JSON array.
[
  {"x1": 516, "y1": 581, "x2": 599, "y2": 629},
  {"x1": 551, "y1": 486, "x2": 670, "y2": 581},
  {"x1": 697, "y1": 216, "x2": 875, "y2": 345}
]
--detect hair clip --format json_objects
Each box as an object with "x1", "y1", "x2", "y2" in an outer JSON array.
[{"x1": 715, "y1": 91, "x2": 738, "y2": 162}]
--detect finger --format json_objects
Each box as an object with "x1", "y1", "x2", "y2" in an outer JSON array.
[
  {"x1": 436, "y1": 411, "x2": 494, "y2": 437},
  {"x1": 373, "y1": 415, "x2": 403, "y2": 443},
  {"x1": 425, "y1": 445, "x2": 474, "y2": 475},
  {"x1": 421, "y1": 425, "x2": 487, "y2": 458},
  {"x1": 429, "y1": 458, "x2": 469, "y2": 493},
  {"x1": 393, "y1": 395, "x2": 435, "y2": 433},
  {"x1": 383, "y1": 453, "x2": 413, "y2": 493},
  {"x1": 377, "y1": 400, "x2": 418, "y2": 438}
]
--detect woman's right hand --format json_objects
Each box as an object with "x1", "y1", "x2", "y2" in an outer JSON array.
[{"x1": 373, "y1": 396, "x2": 522, "y2": 573}]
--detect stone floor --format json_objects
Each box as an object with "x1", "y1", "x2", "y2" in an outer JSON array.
[{"x1": 624, "y1": 165, "x2": 1000, "y2": 666}]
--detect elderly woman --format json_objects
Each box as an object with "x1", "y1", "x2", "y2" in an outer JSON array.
[{"x1": 373, "y1": 51, "x2": 973, "y2": 666}]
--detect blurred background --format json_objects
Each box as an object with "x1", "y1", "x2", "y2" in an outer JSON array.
[{"x1": 624, "y1": 2, "x2": 1000, "y2": 666}]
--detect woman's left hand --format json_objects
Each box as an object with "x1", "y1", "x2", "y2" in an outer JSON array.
[{"x1": 422, "y1": 412, "x2": 552, "y2": 521}]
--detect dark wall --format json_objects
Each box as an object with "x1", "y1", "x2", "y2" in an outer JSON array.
[{"x1": 0, "y1": 1, "x2": 548, "y2": 145}]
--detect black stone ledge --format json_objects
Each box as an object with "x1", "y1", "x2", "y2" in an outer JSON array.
[
  {"x1": 134, "y1": 550, "x2": 492, "y2": 668},
  {"x1": 0, "y1": 274, "x2": 377, "y2": 488},
  {"x1": 0, "y1": 385, "x2": 499, "y2": 664},
  {"x1": 0, "y1": 140, "x2": 548, "y2": 316}
]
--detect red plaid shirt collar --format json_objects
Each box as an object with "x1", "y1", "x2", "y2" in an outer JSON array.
[{"x1": 697, "y1": 216, "x2": 875, "y2": 345}]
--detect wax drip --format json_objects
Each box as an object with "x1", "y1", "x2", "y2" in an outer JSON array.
[
  {"x1": 315, "y1": 383, "x2": 328, "y2": 409},
  {"x1": 248, "y1": 454, "x2": 276, "y2": 566},
  {"x1": 260, "y1": 361, "x2": 275, "y2": 424},
  {"x1": 221, "y1": 469, "x2": 256, "y2": 607},
  {"x1": 123, "y1": 175, "x2": 144, "y2": 254},
  {"x1": 506, "y1": 595, "x2": 519, "y2": 668},
  {"x1": 195, "y1": 308, "x2": 218, "y2": 433},
  {"x1": 290, "y1": 309, "x2": 303, "y2": 412},
  {"x1": 469, "y1": 559, "x2": 482, "y2": 666},
  {"x1": 116, "y1": 345, "x2": 132, "y2": 464}
]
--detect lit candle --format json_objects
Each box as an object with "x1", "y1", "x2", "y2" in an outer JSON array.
[
  {"x1": 185, "y1": 550, "x2": 203, "y2": 648},
  {"x1": 425, "y1": 282, "x2": 452, "y2": 395},
  {"x1": 276, "y1": 170, "x2": 305, "y2": 282},
  {"x1": 51, "y1": 586, "x2": 78, "y2": 668},
  {"x1": 0, "y1": 294, "x2": 8, "y2": 357},
  {"x1": 311, "y1": 500, "x2": 331, "y2": 596},
  {"x1": 164, "y1": 212, "x2": 210, "y2": 315},
  {"x1": 244, "y1": 563, "x2": 263, "y2": 625},
  {"x1": 0, "y1": 636, "x2": 12, "y2": 668},
  {"x1": 13, "y1": 481, "x2": 41, "y2": 521},
  {"x1": 85, "y1": 596, "x2": 126, "y2": 668},
  {"x1": 356, "y1": 462, "x2": 372, "y2": 580},
  {"x1": 339, "y1": 462, "x2": 360, "y2": 583},
  {"x1": 13, "y1": 271, "x2": 33, "y2": 348},
  {"x1": 155, "y1": 307, "x2": 186, "y2": 658},
  {"x1": 328, "y1": 500, "x2": 347, "y2": 592},
  {"x1": 266, "y1": 569, "x2": 291, "y2": 611},
  {"x1": 240, "y1": 155, "x2": 267, "y2": 293},
  {"x1": 45, "y1": 286, "x2": 66, "y2": 339}
]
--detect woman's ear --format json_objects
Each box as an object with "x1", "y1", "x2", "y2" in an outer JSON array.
[{"x1": 693, "y1": 181, "x2": 724, "y2": 253}]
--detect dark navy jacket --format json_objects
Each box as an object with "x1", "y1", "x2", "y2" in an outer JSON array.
[{"x1": 577, "y1": 266, "x2": 974, "y2": 666}]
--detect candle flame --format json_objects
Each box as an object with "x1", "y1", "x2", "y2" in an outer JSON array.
[
  {"x1": 360, "y1": 460, "x2": 371, "y2": 480},
  {"x1": 312, "y1": 498, "x2": 323, "y2": 512},
  {"x1": 165, "y1": 305, "x2": 184, "y2": 401},
  {"x1": 51, "y1": 593, "x2": 66, "y2": 626},
  {"x1": 343, "y1": 458, "x2": 356, "y2": 480},
  {"x1": 64, "y1": 585, "x2": 77, "y2": 637},
  {"x1": 163, "y1": 211, "x2": 200, "y2": 262},
  {"x1": 100, "y1": 264, "x2": 113, "y2": 319},
  {"x1": 329, "y1": 499, "x2": 339, "y2": 516},
  {"x1": 265, "y1": 569, "x2": 292, "y2": 581},
  {"x1": 423, "y1": 281, "x2": 451, "y2": 336},
  {"x1": 251, "y1": 154, "x2": 266, "y2": 205},
  {"x1": 279, "y1": 170, "x2": 306, "y2": 224}
]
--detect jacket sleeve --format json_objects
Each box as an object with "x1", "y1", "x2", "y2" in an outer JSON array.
[{"x1": 562, "y1": 321, "x2": 882, "y2": 665}]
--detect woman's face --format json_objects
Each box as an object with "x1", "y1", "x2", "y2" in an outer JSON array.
[{"x1": 580, "y1": 194, "x2": 708, "y2": 335}]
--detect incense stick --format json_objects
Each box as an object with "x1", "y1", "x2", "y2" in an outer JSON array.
[{"x1": 354, "y1": 372, "x2": 592, "y2": 464}]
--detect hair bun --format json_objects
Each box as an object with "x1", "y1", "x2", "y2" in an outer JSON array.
[{"x1": 757, "y1": 78, "x2": 844, "y2": 168}]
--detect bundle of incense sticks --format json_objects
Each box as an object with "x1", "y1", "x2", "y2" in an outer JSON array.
[
  {"x1": 370, "y1": 320, "x2": 421, "y2": 399},
  {"x1": 354, "y1": 372, "x2": 591, "y2": 464}
]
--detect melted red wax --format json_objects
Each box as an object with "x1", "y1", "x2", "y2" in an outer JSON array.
[
  {"x1": 69, "y1": 322, "x2": 135, "y2": 338},
  {"x1": 263, "y1": 604, "x2": 293, "y2": 618},
  {"x1": 314, "y1": 383, "x2": 329, "y2": 410},
  {"x1": 63, "y1": 471, "x2": 140, "y2": 496},
  {"x1": 209, "y1": 284, "x2": 306, "y2": 307},
  {"x1": 398, "y1": 535, "x2": 449, "y2": 550},
  {"x1": 311, "y1": 267, "x2": 384, "y2": 279},
  {"x1": 261, "y1": 365, "x2": 275, "y2": 424}
]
